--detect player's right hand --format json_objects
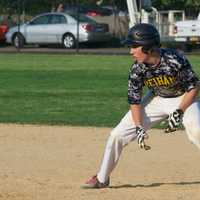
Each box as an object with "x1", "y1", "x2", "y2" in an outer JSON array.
[
  {"x1": 168, "y1": 109, "x2": 183, "y2": 128},
  {"x1": 165, "y1": 109, "x2": 184, "y2": 133},
  {"x1": 136, "y1": 126, "x2": 150, "y2": 150}
]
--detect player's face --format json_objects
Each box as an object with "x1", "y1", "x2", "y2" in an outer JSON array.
[{"x1": 130, "y1": 46, "x2": 149, "y2": 63}]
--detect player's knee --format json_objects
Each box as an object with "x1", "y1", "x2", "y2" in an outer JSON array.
[
  {"x1": 191, "y1": 129, "x2": 200, "y2": 140},
  {"x1": 183, "y1": 106, "x2": 200, "y2": 128},
  {"x1": 108, "y1": 129, "x2": 124, "y2": 146},
  {"x1": 183, "y1": 117, "x2": 200, "y2": 133},
  {"x1": 110, "y1": 129, "x2": 122, "y2": 141},
  {"x1": 186, "y1": 128, "x2": 200, "y2": 149}
]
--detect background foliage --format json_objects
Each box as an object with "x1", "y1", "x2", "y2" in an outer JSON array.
[{"x1": 0, "y1": 0, "x2": 199, "y2": 16}]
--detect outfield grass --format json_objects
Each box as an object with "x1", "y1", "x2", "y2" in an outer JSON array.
[{"x1": 0, "y1": 53, "x2": 199, "y2": 127}]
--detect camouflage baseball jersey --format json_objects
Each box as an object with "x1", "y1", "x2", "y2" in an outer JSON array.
[{"x1": 128, "y1": 48, "x2": 199, "y2": 104}]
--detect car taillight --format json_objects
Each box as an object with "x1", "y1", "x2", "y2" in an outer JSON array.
[
  {"x1": 81, "y1": 24, "x2": 93, "y2": 32},
  {"x1": 87, "y1": 12, "x2": 97, "y2": 17}
]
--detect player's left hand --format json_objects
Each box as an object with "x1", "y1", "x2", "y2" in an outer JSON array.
[
  {"x1": 136, "y1": 126, "x2": 150, "y2": 150},
  {"x1": 165, "y1": 109, "x2": 184, "y2": 133}
]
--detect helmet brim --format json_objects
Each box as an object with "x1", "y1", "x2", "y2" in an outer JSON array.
[{"x1": 122, "y1": 38, "x2": 140, "y2": 47}]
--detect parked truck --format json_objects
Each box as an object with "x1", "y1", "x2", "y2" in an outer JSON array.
[{"x1": 174, "y1": 13, "x2": 200, "y2": 50}]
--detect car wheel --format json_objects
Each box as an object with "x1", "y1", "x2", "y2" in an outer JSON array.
[
  {"x1": 62, "y1": 34, "x2": 76, "y2": 49},
  {"x1": 13, "y1": 33, "x2": 25, "y2": 48}
]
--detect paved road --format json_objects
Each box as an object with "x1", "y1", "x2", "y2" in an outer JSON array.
[
  {"x1": 0, "y1": 45, "x2": 200, "y2": 55},
  {"x1": 0, "y1": 46, "x2": 130, "y2": 55}
]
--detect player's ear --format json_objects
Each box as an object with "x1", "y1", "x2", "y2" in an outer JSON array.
[
  {"x1": 142, "y1": 46, "x2": 160, "y2": 55},
  {"x1": 142, "y1": 46, "x2": 151, "y2": 54}
]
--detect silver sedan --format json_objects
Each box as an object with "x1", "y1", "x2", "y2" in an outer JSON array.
[{"x1": 6, "y1": 12, "x2": 111, "y2": 48}]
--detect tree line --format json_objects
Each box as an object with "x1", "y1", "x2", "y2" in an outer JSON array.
[{"x1": 0, "y1": 0, "x2": 199, "y2": 17}]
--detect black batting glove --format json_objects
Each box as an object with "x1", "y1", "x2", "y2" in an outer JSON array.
[
  {"x1": 165, "y1": 109, "x2": 184, "y2": 133},
  {"x1": 136, "y1": 125, "x2": 150, "y2": 150}
]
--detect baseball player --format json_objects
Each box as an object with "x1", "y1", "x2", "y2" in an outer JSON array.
[{"x1": 84, "y1": 23, "x2": 200, "y2": 188}]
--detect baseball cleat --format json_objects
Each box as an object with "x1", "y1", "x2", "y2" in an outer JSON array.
[{"x1": 83, "y1": 175, "x2": 110, "y2": 189}]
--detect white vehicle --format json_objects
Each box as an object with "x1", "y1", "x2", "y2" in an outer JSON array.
[{"x1": 174, "y1": 13, "x2": 200, "y2": 49}]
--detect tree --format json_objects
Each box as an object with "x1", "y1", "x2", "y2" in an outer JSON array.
[
  {"x1": 184, "y1": 0, "x2": 200, "y2": 17},
  {"x1": 151, "y1": 0, "x2": 186, "y2": 10},
  {"x1": 151, "y1": 0, "x2": 200, "y2": 18},
  {"x1": 0, "y1": 0, "x2": 199, "y2": 17}
]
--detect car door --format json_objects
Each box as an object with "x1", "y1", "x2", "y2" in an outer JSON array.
[
  {"x1": 47, "y1": 14, "x2": 68, "y2": 43},
  {"x1": 25, "y1": 14, "x2": 51, "y2": 43}
]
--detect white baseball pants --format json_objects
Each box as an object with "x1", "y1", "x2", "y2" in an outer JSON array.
[{"x1": 97, "y1": 95, "x2": 200, "y2": 183}]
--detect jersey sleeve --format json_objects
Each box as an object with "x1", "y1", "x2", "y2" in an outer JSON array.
[
  {"x1": 128, "y1": 64, "x2": 144, "y2": 104},
  {"x1": 178, "y1": 53, "x2": 199, "y2": 92}
]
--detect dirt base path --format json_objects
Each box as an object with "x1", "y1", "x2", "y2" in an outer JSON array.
[{"x1": 0, "y1": 124, "x2": 200, "y2": 200}]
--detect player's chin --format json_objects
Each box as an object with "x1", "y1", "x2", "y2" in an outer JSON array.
[
  {"x1": 135, "y1": 58, "x2": 144, "y2": 63},
  {"x1": 133, "y1": 57, "x2": 140, "y2": 62}
]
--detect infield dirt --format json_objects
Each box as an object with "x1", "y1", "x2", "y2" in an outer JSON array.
[{"x1": 0, "y1": 124, "x2": 200, "y2": 200}]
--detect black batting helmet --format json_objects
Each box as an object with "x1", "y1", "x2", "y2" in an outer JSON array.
[{"x1": 123, "y1": 23, "x2": 160, "y2": 48}]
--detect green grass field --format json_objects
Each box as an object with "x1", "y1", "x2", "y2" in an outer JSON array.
[{"x1": 0, "y1": 53, "x2": 199, "y2": 127}]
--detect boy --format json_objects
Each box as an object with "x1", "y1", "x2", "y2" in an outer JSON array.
[{"x1": 84, "y1": 23, "x2": 200, "y2": 188}]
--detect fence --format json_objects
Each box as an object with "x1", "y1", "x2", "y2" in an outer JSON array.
[{"x1": 0, "y1": 11, "x2": 183, "y2": 49}]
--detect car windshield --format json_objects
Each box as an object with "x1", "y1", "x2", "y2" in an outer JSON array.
[{"x1": 68, "y1": 13, "x2": 97, "y2": 24}]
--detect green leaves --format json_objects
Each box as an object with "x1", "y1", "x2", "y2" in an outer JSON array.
[{"x1": 0, "y1": 0, "x2": 199, "y2": 16}]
